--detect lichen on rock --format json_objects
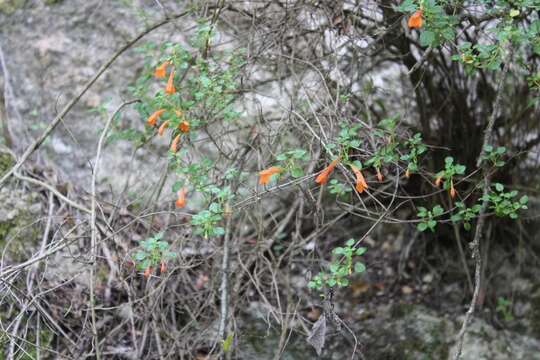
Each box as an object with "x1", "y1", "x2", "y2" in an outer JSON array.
[
  {"x1": 0, "y1": 0, "x2": 26, "y2": 15},
  {"x1": 0, "y1": 185, "x2": 42, "y2": 260}
]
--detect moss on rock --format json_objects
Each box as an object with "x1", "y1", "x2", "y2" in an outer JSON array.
[
  {"x1": 0, "y1": 150, "x2": 13, "y2": 176},
  {"x1": 0, "y1": 186, "x2": 42, "y2": 260},
  {"x1": 0, "y1": 0, "x2": 26, "y2": 14},
  {"x1": 529, "y1": 288, "x2": 540, "y2": 338}
]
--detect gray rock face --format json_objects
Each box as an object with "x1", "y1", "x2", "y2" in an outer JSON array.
[
  {"x1": 241, "y1": 304, "x2": 540, "y2": 359},
  {"x1": 0, "y1": 0, "x2": 186, "y2": 191}
]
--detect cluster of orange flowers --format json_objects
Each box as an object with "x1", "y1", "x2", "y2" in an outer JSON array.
[
  {"x1": 143, "y1": 261, "x2": 168, "y2": 279},
  {"x1": 435, "y1": 175, "x2": 457, "y2": 199},
  {"x1": 259, "y1": 156, "x2": 460, "y2": 199},
  {"x1": 146, "y1": 61, "x2": 194, "y2": 213},
  {"x1": 259, "y1": 158, "x2": 376, "y2": 194}
]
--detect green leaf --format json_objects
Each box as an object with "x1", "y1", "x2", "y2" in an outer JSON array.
[
  {"x1": 455, "y1": 165, "x2": 466, "y2": 175},
  {"x1": 134, "y1": 251, "x2": 146, "y2": 261},
  {"x1": 432, "y1": 205, "x2": 444, "y2": 216},
  {"x1": 222, "y1": 332, "x2": 234, "y2": 353},
  {"x1": 417, "y1": 222, "x2": 428, "y2": 232},
  {"x1": 354, "y1": 262, "x2": 366, "y2": 273},
  {"x1": 290, "y1": 167, "x2": 304, "y2": 178},
  {"x1": 419, "y1": 31, "x2": 436, "y2": 47},
  {"x1": 333, "y1": 247, "x2": 345, "y2": 255},
  {"x1": 355, "y1": 247, "x2": 367, "y2": 256},
  {"x1": 495, "y1": 183, "x2": 504, "y2": 192},
  {"x1": 519, "y1": 195, "x2": 528, "y2": 205},
  {"x1": 346, "y1": 239, "x2": 355, "y2": 247},
  {"x1": 394, "y1": 0, "x2": 416, "y2": 12},
  {"x1": 509, "y1": 9, "x2": 520, "y2": 17}
]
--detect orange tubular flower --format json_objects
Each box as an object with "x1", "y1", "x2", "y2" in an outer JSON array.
[
  {"x1": 154, "y1": 61, "x2": 169, "y2": 78},
  {"x1": 158, "y1": 120, "x2": 169, "y2": 136},
  {"x1": 175, "y1": 188, "x2": 187, "y2": 208},
  {"x1": 376, "y1": 168, "x2": 384, "y2": 182},
  {"x1": 165, "y1": 69, "x2": 176, "y2": 95},
  {"x1": 350, "y1": 165, "x2": 368, "y2": 193},
  {"x1": 408, "y1": 10, "x2": 423, "y2": 29},
  {"x1": 144, "y1": 266, "x2": 152, "y2": 278},
  {"x1": 259, "y1": 166, "x2": 282, "y2": 185},
  {"x1": 146, "y1": 109, "x2": 166, "y2": 126},
  {"x1": 435, "y1": 176, "x2": 443, "y2": 187},
  {"x1": 405, "y1": 168, "x2": 411, "y2": 178},
  {"x1": 160, "y1": 261, "x2": 166, "y2": 273},
  {"x1": 179, "y1": 120, "x2": 190, "y2": 133},
  {"x1": 450, "y1": 179, "x2": 457, "y2": 199},
  {"x1": 170, "y1": 134, "x2": 181, "y2": 153},
  {"x1": 315, "y1": 158, "x2": 339, "y2": 184}
]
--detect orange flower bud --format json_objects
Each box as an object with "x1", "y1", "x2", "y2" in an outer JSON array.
[
  {"x1": 179, "y1": 120, "x2": 190, "y2": 133},
  {"x1": 405, "y1": 168, "x2": 410, "y2": 178},
  {"x1": 408, "y1": 10, "x2": 423, "y2": 29},
  {"x1": 435, "y1": 176, "x2": 443, "y2": 187},
  {"x1": 144, "y1": 266, "x2": 152, "y2": 278},
  {"x1": 258, "y1": 166, "x2": 282, "y2": 185},
  {"x1": 315, "y1": 158, "x2": 339, "y2": 184},
  {"x1": 154, "y1": 61, "x2": 169, "y2": 78},
  {"x1": 160, "y1": 262, "x2": 166, "y2": 273},
  {"x1": 376, "y1": 168, "x2": 384, "y2": 182},
  {"x1": 350, "y1": 164, "x2": 368, "y2": 193},
  {"x1": 165, "y1": 69, "x2": 176, "y2": 95},
  {"x1": 146, "y1": 109, "x2": 165, "y2": 126},
  {"x1": 158, "y1": 120, "x2": 169, "y2": 136},
  {"x1": 175, "y1": 188, "x2": 187, "y2": 208},
  {"x1": 170, "y1": 134, "x2": 181, "y2": 153},
  {"x1": 175, "y1": 109, "x2": 183, "y2": 117},
  {"x1": 450, "y1": 179, "x2": 457, "y2": 199}
]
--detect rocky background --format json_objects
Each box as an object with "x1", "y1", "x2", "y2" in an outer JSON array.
[{"x1": 1, "y1": 1, "x2": 540, "y2": 359}]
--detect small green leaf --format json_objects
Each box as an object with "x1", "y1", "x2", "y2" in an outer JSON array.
[
  {"x1": 222, "y1": 332, "x2": 234, "y2": 352},
  {"x1": 333, "y1": 247, "x2": 345, "y2": 255},
  {"x1": 355, "y1": 247, "x2": 367, "y2": 256},
  {"x1": 495, "y1": 183, "x2": 504, "y2": 192},
  {"x1": 290, "y1": 167, "x2": 304, "y2": 178},
  {"x1": 417, "y1": 222, "x2": 428, "y2": 232},
  {"x1": 354, "y1": 262, "x2": 366, "y2": 273},
  {"x1": 419, "y1": 31, "x2": 436, "y2": 47},
  {"x1": 432, "y1": 205, "x2": 444, "y2": 216}
]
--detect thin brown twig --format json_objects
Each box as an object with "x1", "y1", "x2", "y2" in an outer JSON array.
[
  {"x1": 89, "y1": 100, "x2": 139, "y2": 359},
  {"x1": 452, "y1": 51, "x2": 510, "y2": 360}
]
